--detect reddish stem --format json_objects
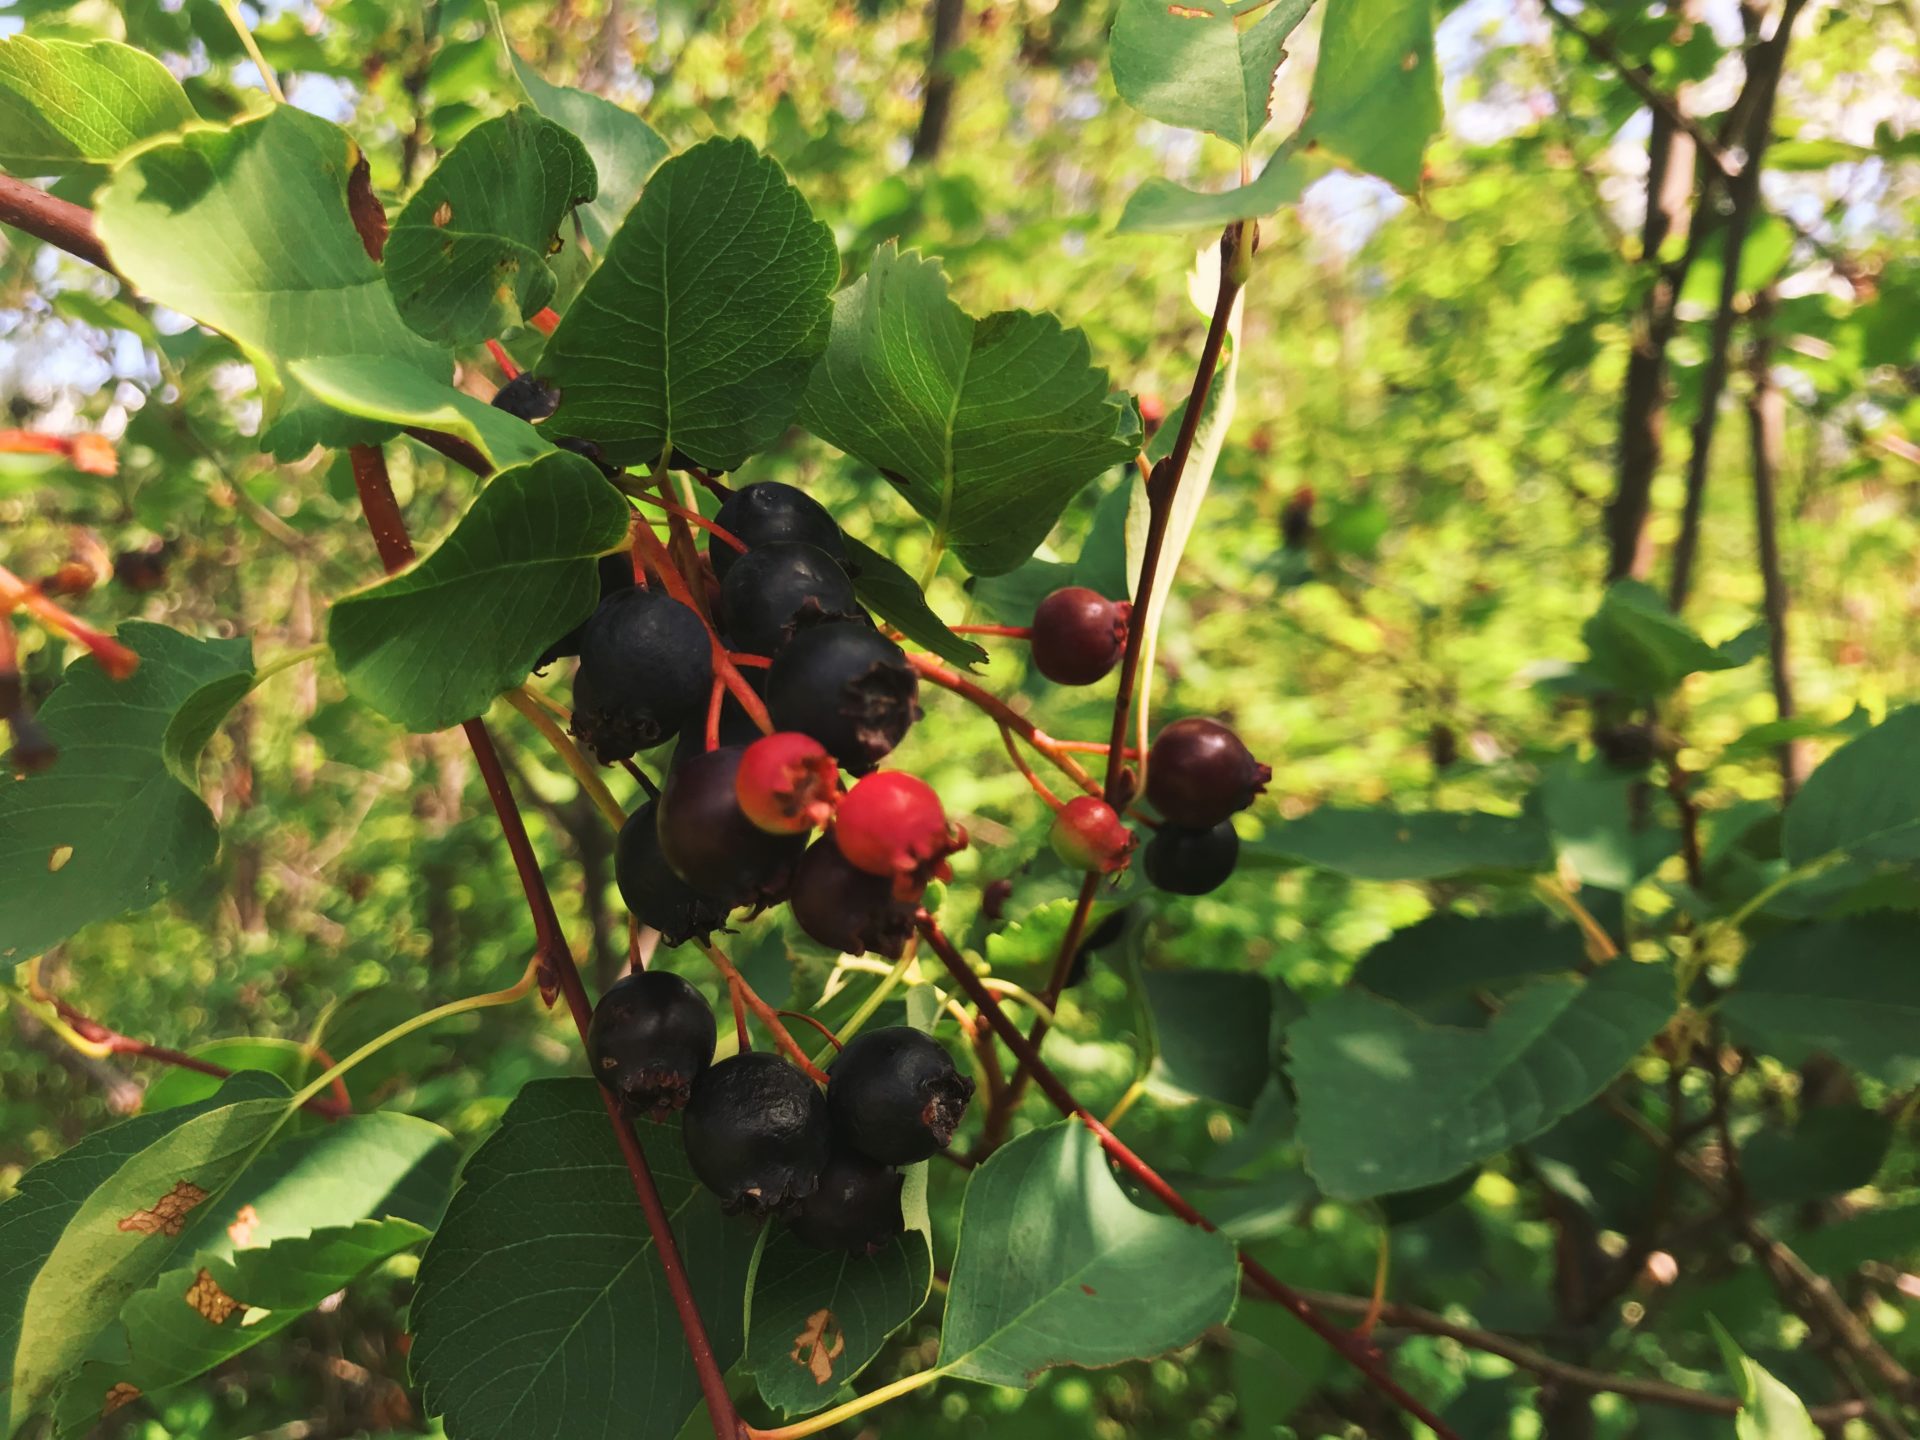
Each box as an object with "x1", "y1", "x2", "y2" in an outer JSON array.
[
  {"x1": 0, "y1": 564, "x2": 139, "y2": 679},
  {"x1": 778, "y1": 1010, "x2": 843, "y2": 1051},
  {"x1": 0, "y1": 173, "x2": 116, "y2": 274},
  {"x1": 999, "y1": 724, "x2": 1065, "y2": 812},
  {"x1": 917, "y1": 916, "x2": 1460, "y2": 1440},
  {"x1": 949, "y1": 624, "x2": 1032, "y2": 639},
  {"x1": 529, "y1": 307, "x2": 561, "y2": 335},
  {"x1": 728, "y1": 977, "x2": 751, "y2": 1052},
  {"x1": 726, "y1": 652, "x2": 772, "y2": 669},
  {"x1": 633, "y1": 490, "x2": 748, "y2": 553},
  {"x1": 705, "y1": 676, "x2": 724, "y2": 752},
  {"x1": 486, "y1": 339, "x2": 521, "y2": 380},
  {"x1": 979, "y1": 870, "x2": 1098, "y2": 1151},
  {"x1": 702, "y1": 943, "x2": 830, "y2": 1085},
  {"x1": 907, "y1": 653, "x2": 1100, "y2": 797},
  {"x1": 631, "y1": 522, "x2": 773, "y2": 737}
]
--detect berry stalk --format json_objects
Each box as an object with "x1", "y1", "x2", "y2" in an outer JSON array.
[
  {"x1": 0, "y1": 563, "x2": 138, "y2": 679},
  {"x1": 905, "y1": 652, "x2": 1101, "y2": 796},
  {"x1": 701, "y1": 942, "x2": 830, "y2": 1085}
]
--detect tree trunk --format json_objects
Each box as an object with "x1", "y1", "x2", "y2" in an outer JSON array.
[
  {"x1": 1745, "y1": 289, "x2": 1806, "y2": 796},
  {"x1": 909, "y1": 0, "x2": 966, "y2": 164}
]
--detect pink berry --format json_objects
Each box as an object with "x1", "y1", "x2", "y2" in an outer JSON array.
[
  {"x1": 1049, "y1": 796, "x2": 1137, "y2": 874},
  {"x1": 832, "y1": 771, "x2": 967, "y2": 901},
  {"x1": 735, "y1": 731, "x2": 841, "y2": 835}
]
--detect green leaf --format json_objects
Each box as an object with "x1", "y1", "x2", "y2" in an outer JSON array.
[
  {"x1": 51, "y1": 1219, "x2": 426, "y2": 1437},
  {"x1": 0, "y1": 1074, "x2": 285, "y2": 1429},
  {"x1": 498, "y1": 23, "x2": 668, "y2": 258},
  {"x1": 1576, "y1": 580, "x2": 1759, "y2": 700},
  {"x1": 93, "y1": 106, "x2": 452, "y2": 460},
  {"x1": 1719, "y1": 915, "x2": 1920, "y2": 1087},
  {"x1": 1351, "y1": 912, "x2": 1580, "y2": 1025},
  {"x1": 0, "y1": 624, "x2": 252, "y2": 966},
  {"x1": 291, "y1": 355, "x2": 552, "y2": 470},
  {"x1": 141, "y1": 1041, "x2": 316, "y2": 1112},
  {"x1": 6, "y1": 1074, "x2": 293, "y2": 1431},
  {"x1": 385, "y1": 108, "x2": 597, "y2": 346},
  {"x1": 0, "y1": 35, "x2": 196, "y2": 175},
  {"x1": 1303, "y1": 0, "x2": 1441, "y2": 193},
  {"x1": 1288, "y1": 962, "x2": 1672, "y2": 1199},
  {"x1": 802, "y1": 245, "x2": 1141, "y2": 577},
  {"x1": 327, "y1": 451, "x2": 630, "y2": 733},
  {"x1": 936, "y1": 1122, "x2": 1239, "y2": 1385},
  {"x1": 1711, "y1": 1319, "x2": 1821, "y2": 1440},
  {"x1": 842, "y1": 533, "x2": 987, "y2": 670},
  {"x1": 1142, "y1": 969, "x2": 1273, "y2": 1110},
  {"x1": 1109, "y1": 0, "x2": 1313, "y2": 148},
  {"x1": 1540, "y1": 757, "x2": 1640, "y2": 892},
  {"x1": 1741, "y1": 1106, "x2": 1890, "y2": 1208},
  {"x1": 543, "y1": 136, "x2": 838, "y2": 471},
  {"x1": 409, "y1": 1078, "x2": 756, "y2": 1440},
  {"x1": 1118, "y1": 153, "x2": 1313, "y2": 235},
  {"x1": 1243, "y1": 806, "x2": 1551, "y2": 881},
  {"x1": 1782, "y1": 706, "x2": 1920, "y2": 867}
]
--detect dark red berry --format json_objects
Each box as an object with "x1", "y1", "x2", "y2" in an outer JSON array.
[
  {"x1": 827, "y1": 1026, "x2": 974, "y2": 1165},
  {"x1": 710, "y1": 482, "x2": 847, "y2": 582},
  {"x1": 721, "y1": 541, "x2": 858, "y2": 656},
  {"x1": 1279, "y1": 486, "x2": 1314, "y2": 548},
  {"x1": 788, "y1": 839, "x2": 916, "y2": 958},
  {"x1": 490, "y1": 372, "x2": 560, "y2": 423},
  {"x1": 1030, "y1": 586, "x2": 1128, "y2": 686},
  {"x1": 1144, "y1": 718, "x2": 1270, "y2": 828},
  {"x1": 7, "y1": 709, "x2": 57, "y2": 775},
  {"x1": 981, "y1": 877, "x2": 1013, "y2": 922},
  {"x1": 786, "y1": 1149, "x2": 904, "y2": 1254},
  {"x1": 1048, "y1": 795, "x2": 1136, "y2": 874},
  {"x1": 555, "y1": 434, "x2": 621, "y2": 478},
  {"x1": 112, "y1": 543, "x2": 169, "y2": 593},
  {"x1": 1143, "y1": 820, "x2": 1239, "y2": 895},
  {"x1": 736, "y1": 732, "x2": 839, "y2": 835},
  {"x1": 586, "y1": 970, "x2": 716, "y2": 1118},
  {"x1": 833, "y1": 771, "x2": 965, "y2": 900},
  {"x1": 682, "y1": 1051, "x2": 831, "y2": 1214},
  {"x1": 572, "y1": 588, "x2": 713, "y2": 761},
  {"x1": 615, "y1": 801, "x2": 734, "y2": 946},
  {"x1": 766, "y1": 620, "x2": 920, "y2": 775},
  {"x1": 537, "y1": 553, "x2": 636, "y2": 669},
  {"x1": 657, "y1": 744, "x2": 806, "y2": 905}
]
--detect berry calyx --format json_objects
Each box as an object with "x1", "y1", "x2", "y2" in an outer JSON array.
[
  {"x1": 682, "y1": 1051, "x2": 831, "y2": 1214},
  {"x1": 1144, "y1": 717, "x2": 1271, "y2": 828},
  {"x1": 833, "y1": 771, "x2": 966, "y2": 900},
  {"x1": 572, "y1": 588, "x2": 712, "y2": 761},
  {"x1": 586, "y1": 970, "x2": 716, "y2": 1118},
  {"x1": 720, "y1": 541, "x2": 859, "y2": 656},
  {"x1": 658, "y1": 744, "x2": 807, "y2": 905},
  {"x1": 1142, "y1": 819, "x2": 1240, "y2": 896},
  {"x1": 1048, "y1": 795, "x2": 1137, "y2": 874},
  {"x1": 1030, "y1": 586, "x2": 1129, "y2": 686},
  {"x1": 786, "y1": 1149, "x2": 904, "y2": 1254},
  {"x1": 709, "y1": 482, "x2": 847, "y2": 582},
  {"x1": 787, "y1": 839, "x2": 917, "y2": 958},
  {"x1": 614, "y1": 801, "x2": 734, "y2": 947},
  {"x1": 766, "y1": 620, "x2": 920, "y2": 775},
  {"x1": 735, "y1": 731, "x2": 840, "y2": 835},
  {"x1": 490, "y1": 372, "x2": 560, "y2": 423},
  {"x1": 827, "y1": 1026, "x2": 975, "y2": 1165}
]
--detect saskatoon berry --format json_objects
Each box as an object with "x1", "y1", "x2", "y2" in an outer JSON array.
[
  {"x1": 710, "y1": 482, "x2": 847, "y2": 582},
  {"x1": 1143, "y1": 820, "x2": 1239, "y2": 896},
  {"x1": 537, "y1": 553, "x2": 637, "y2": 669},
  {"x1": 615, "y1": 802, "x2": 734, "y2": 947},
  {"x1": 735, "y1": 731, "x2": 840, "y2": 835},
  {"x1": 112, "y1": 543, "x2": 171, "y2": 594},
  {"x1": 1279, "y1": 485, "x2": 1315, "y2": 549},
  {"x1": 572, "y1": 588, "x2": 713, "y2": 761},
  {"x1": 1030, "y1": 586, "x2": 1129, "y2": 686},
  {"x1": 555, "y1": 435, "x2": 621, "y2": 479},
  {"x1": 721, "y1": 541, "x2": 859, "y2": 657},
  {"x1": 1145, "y1": 717, "x2": 1271, "y2": 829},
  {"x1": 586, "y1": 970, "x2": 716, "y2": 1118},
  {"x1": 827, "y1": 1026, "x2": 974, "y2": 1165},
  {"x1": 6, "y1": 710, "x2": 57, "y2": 775},
  {"x1": 787, "y1": 1149, "x2": 904, "y2": 1254},
  {"x1": 833, "y1": 771, "x2": 965, "y2": 900},
  {"x1": 1048, "y1": 795, "x2": 1137, "y2": 874},
  {"x1": 788, "y1": 839, "x2": 917, "y2": 959},
  {"x1": 767, "y1": 620, "x2": 920, "y2": 775},
  {"x1": 657, "y1": 744, "x2": 806, "y2": 905},
  {"x1": 489, "y1": 372, "x2": 560, "y2": 423},
  {"x1": 682, "y1": 1051, "x2": 831, "y2": 1214}
]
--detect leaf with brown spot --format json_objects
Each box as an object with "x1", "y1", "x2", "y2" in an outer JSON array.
[
  {"x1": 101, "y1": 1382, "x2": 140, "y2": 1416},
  {"x1": 227, "y1": 1203, "x2": 259, "y2": 1248},
  {"x1": 117, "y1": 1180, "x2": 208, "y2": 1238},
  {"x1": 789, "y1": 1308, "x2": 845, "y2": 1387},
  {"x1": 185, "y1": 1268, "x2": 241, "y2": 1323},
  {"x1": 432, "y1": 199, "x2": 453, "y2": 227}
]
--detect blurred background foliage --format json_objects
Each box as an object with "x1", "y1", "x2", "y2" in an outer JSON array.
[{"x1": 2, "y1": 0, "x2": 1918, "y2": 1435}]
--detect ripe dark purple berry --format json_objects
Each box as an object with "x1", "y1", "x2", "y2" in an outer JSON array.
[
  {"x1": 720, "y1": 541, "x2": 859, "y2": 656},
  {"x1": 827, "y1": 1027, "x2": 974, "y2": 1165},
  {"x1": 572, "y1": 588, "x2": 713, "y2": 761},
  {"x1": 1142, "y1": 820, "x2": 1239, "y2": 896},
  {"x1": 586, "y1": 970, "x2": 716, "y2": 1118},
  {"x1": 615, "y1": 801, "x2": 734, "y2": 947},
  {"x1": 788, "y1": 839, "x2": 917, "y2": 959},
  {"x1": 1144, "y1": 717, "x2": 1270, "y2": 828},
  {"x1": 682, "y1": 1051, "x2": 831, "y2": 1214},
  {"x1": 787, "y1": 1149, "x2": 904, "y2": 1254},
  {"x1": 1030, "y1": 586, "x2": 1128, "y2": 686},
  {"x1": 766, "y1": 620, "x2": 920, "y2": 775},
  {"x1": 490, "y1": 372, "x2": 560, "y2": 423},
  {"x1": 657, "y1": 744, "x2": 806, "y2": 905},
  {"x1": 537, "y1": 553, "x2": 636, "y2": 669},
  {"x1": 710, "y1": 482, "x2": 847, "y2": 582}
]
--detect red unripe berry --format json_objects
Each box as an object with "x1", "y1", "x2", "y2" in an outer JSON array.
[
  {"x1": 833, "y1": 771, "x2": 967, "y2": 901},
  {"x1": 1145, "y1": 717, "x2": 1271, "y2": 829},
  {"x1": 1029, "y1": 587, "x2": 1129, "y2": 686},
  {"x1": 736, "y1": 731, "x2": 840, "y2": 835},
  {"x1": 1048, "y1": 795, "x2": 1137, "y2": 874}
]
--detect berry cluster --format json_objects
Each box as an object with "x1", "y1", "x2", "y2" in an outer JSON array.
[{"x1": 589, "y1": 972, "x2": 972, "y2": 1253}]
